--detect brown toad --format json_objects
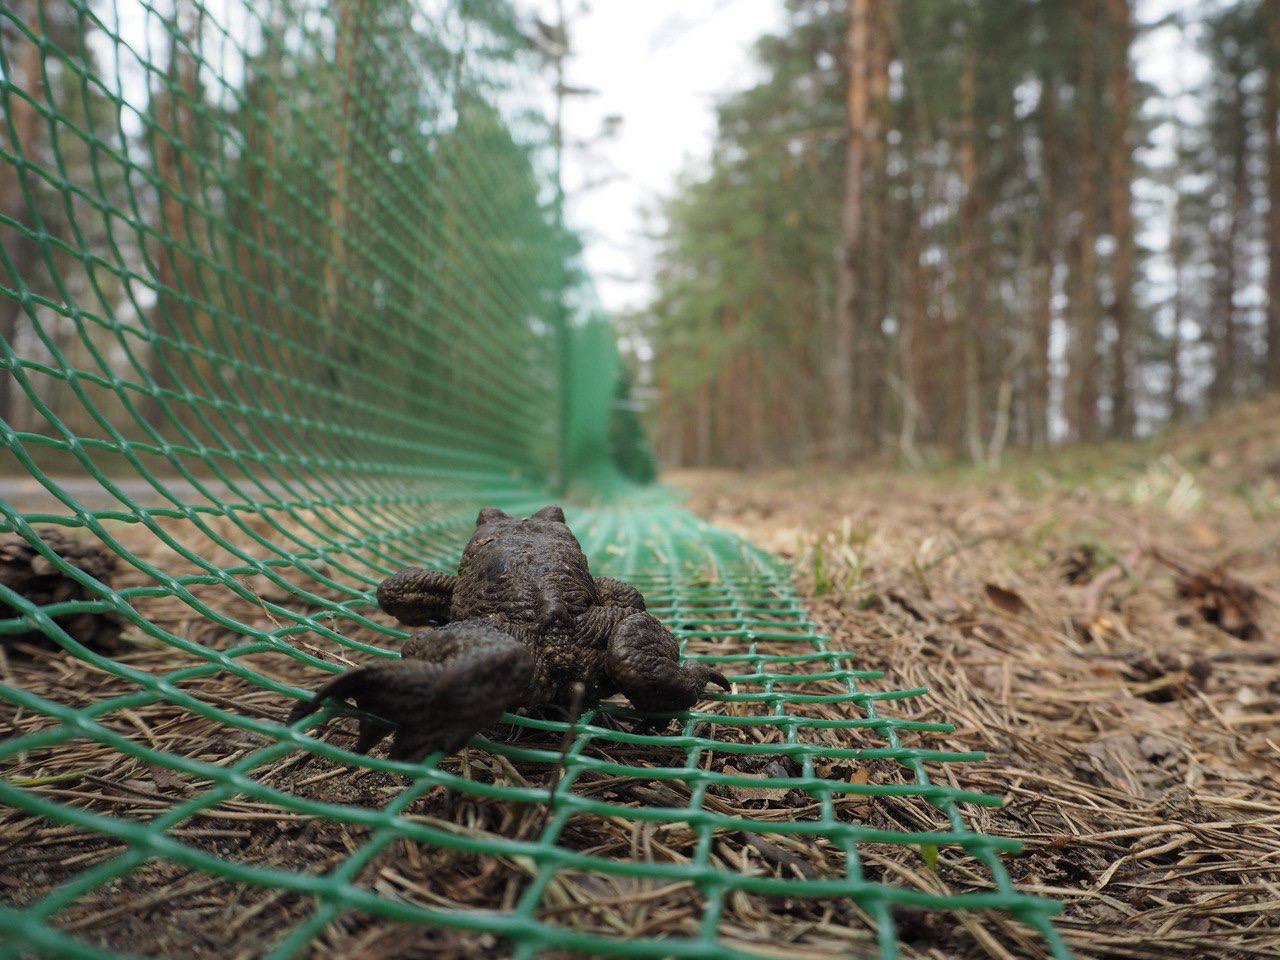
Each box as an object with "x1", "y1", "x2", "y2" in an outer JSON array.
[{"x1": 288, "y1": 505, "x2": 729, "y2": 761}]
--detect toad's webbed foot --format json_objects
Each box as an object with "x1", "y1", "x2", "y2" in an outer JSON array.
[
  {"x1": 376, "y1": 567, "x2": 457, "y2": 626},
  {"x1": 603, "y1": 610, "x2": 730, "y2": 715},
  {"x1": 288, "y1": 619, "x2": 532, "y2": 762}
]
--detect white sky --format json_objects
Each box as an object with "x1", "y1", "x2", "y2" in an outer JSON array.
[{"x1": 526, "y1": 0, "x2": 786, "y2": 314}]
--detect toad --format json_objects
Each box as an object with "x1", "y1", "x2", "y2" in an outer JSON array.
[{"x1": 288, "y1": 506, "x2": 729, "y2": 761}]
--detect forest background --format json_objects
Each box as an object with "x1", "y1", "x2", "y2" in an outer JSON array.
[{"x1": 641, "y1": 0, "x2": 1280, "y2": 469}]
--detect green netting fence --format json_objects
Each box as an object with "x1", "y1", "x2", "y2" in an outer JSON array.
[{"x1": 0, "y1": 1, "x2": 1068, "y2": 957}]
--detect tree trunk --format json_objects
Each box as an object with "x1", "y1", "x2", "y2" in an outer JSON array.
[
  {"x1": 1032, "y1": 67, "x2": 1059, "y2": 449},
  {"x1": 862, "y1": 3, "x2": 891, "y2": 448},
  {"x1": 1210, "y1": 80, "x2": 1249, "y2": 412},
  {"x1": 1167, "y1": 192, "x2": 1186, "y2": 423},
  {"x1": 830, "y1": 0, "x2": 869, "y2": 461},
  {"x1": 322, "y1": 0, "x2": 366, "y2": 388},
  {"x1": 958, "y1": 38, "x2": 985, "y2": 462},
  {"x1": 146, "y1": 2, "x2": 211, "y2": 434},
  {"x1": 1265, "y1": 0, "x2": 1280, "y2": 389},
  {"x1": 1068, "y1": 0, "x2": 1102, "y2": 442},
  {"x1": 0, "y1": 6, "x2": 45, "y2": 425},
  {"x1": 1106, "y1": 0, "x2": 1136, "y2": 437},
  {"x1": 898, "y1": 152, "x2": 925, "y2": 465},
  {"x1": 987, "y1": 375, "x2": 1016, "y2": 465},
  {"x1": 144, "y1": 17, "x2": 195, "y2": 429},
  {"x1": 701, "y1": 381, "x2": 714, "y2": 466}
]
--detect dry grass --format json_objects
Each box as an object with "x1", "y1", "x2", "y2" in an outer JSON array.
[
  {"x1": 2, "y1": 398, "x2": 1279, "y2": 959},
  {"x1": 671, "y1": 394, "x2": 1280, "y2": 960}
]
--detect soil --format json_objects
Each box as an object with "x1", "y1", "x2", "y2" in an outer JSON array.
[{"x1": 670, "y1": 394, "x2": 1280, "y2": 959}]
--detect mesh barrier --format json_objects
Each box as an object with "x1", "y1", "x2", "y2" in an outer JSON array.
[{"x1": 0, "y1": 1, "x2": 1068, "y2": 957}]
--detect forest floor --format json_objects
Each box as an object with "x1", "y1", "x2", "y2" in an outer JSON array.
[
  {"x1": 3, "y1": 400, "x2": 1279, "y2": 960},
  {"x1": 670, "y1": 394, "x2": 1280, "y2": 960}
]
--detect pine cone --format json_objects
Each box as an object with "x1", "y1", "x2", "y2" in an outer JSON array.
[
  {"x1": 0, "y1": 529, "x2": 126, "y2": 652},
  {"x1": 1175, "y1": 567, "x2": 1262, "y2": 642}
]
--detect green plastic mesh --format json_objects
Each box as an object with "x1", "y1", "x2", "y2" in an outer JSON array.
[{"x1": 0, "y1": 1, "x2": 1068, "y2": 957}]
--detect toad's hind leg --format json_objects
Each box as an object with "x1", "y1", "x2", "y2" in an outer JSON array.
[
  {"x1": 603, "y1": 611, "x2": 730, "y2": 716},
  {"x1": 288, "y1": 619, "x2": 533, "y2": 762}
]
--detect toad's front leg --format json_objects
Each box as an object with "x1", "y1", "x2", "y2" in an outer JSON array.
[
  {"x1": 595, "y1": 576, "x2": 646, "y2": 611},
  {"x1": 602, "y1": 610, "x2": 730, "y2": 715},
  {"x1": 376, "y1": 566, "x2": 457, "y2": 626},
  {"x1": 288, "y1": 619, "x2": 532, "y2": 762}
]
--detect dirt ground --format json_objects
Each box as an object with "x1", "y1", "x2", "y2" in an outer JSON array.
[
  {"x1": 670, "y1": 395, "x2": 1280, "y2": 959},
  {"x1": 2, "y1": 398, "x2": 1278, "y2": 960}
]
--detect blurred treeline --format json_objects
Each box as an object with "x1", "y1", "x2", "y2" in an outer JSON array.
[
  {"x1": 0, "y1": 0, "x2": 601, "y2": 482},
  {"x1": 645, "y1": 0, "x2": 1280, "y2": 467}
]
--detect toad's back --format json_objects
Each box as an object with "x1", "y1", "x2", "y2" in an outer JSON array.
[{"x1": 450, "y1": 512, "x2": 598, "y2": 627}]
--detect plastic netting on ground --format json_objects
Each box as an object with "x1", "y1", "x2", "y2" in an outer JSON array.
[{"x1": 0, "y1": 1, "x2": 1067, "y2": 957}]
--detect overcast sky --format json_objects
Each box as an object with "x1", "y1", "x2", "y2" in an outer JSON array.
[{"x1": 525, "y1": 0, "x2": 786, "y2": 315}]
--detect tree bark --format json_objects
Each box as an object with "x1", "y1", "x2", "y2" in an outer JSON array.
[
  {"x1": 1068, "y1": 0, "x2": 1102, "y2": 442},
  {"x1": 321, "y1": 0, "x2": 366, "y2": 389},
  {"x1": 1265, "y1": 0, "x2": 1280, "y2": 389},
  {"x1": 1167, "y1": 188, "x2": 1187, "y2": 423},
  {"x1": 829, "y1": 0, "x2": 869, "y2": 461},
  {"x1": 1106, "y1": 0, "x2": 1136, "y2": 437},
  {"x1": 0, "y1": 5, "x2": 46, "y2": 425},
  {"x1": 1032, "y1": 65, "x2": 1059, "y2": 449},
  {"x1": 958, "y1": 37, "x2": 986, "y2": 462},
  {"x1": 1210, "y1": 78, "x2": 1248, "y2": 413},
  {"x1": 897, "y1": 117, "x2": 925, "y2": 464},
  {"x1": 862, "y1": 3, "x2": 890, "y2": 447},
  {"x1": 144, "y1": 7, "x2": 203, "y2": 429}
]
